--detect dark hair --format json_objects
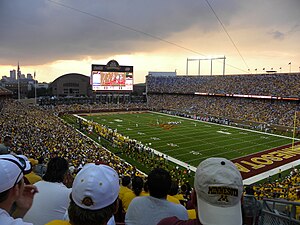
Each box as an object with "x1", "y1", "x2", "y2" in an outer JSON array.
[
  {"x1": 121, "y1": 176, "x2": 131, "y2": 186},
  {"x1": 3, "y1": 136, "x2": 12, "y2": 142},
  {"x1": 131, "y1": 176, "x2": 144, "y2": 196},
  {"x1": 68, "y1": 197, "x2": 117, "y2": 225},
  {"x1": 43, "y1": 157, "x2": 69, "y2": 183},
  {"x1": 169, "y1": 180, "x2": 179, "y2": 196},
  {"x1": 148, "y1": 168, "x2": 171, "y2": 198}
]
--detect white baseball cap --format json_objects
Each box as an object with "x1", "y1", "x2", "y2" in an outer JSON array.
[
  {"x1": 195, "y1": 157, "x2": 243, "y2": 225},
  {"x1": 0, "y1": 154, "x2": 31, "y2": 192},
  {"x1": 72, "y1": 163, "x2": 120, "y2": 210}
]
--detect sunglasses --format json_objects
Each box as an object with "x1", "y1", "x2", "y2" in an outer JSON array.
[{"x1": 0, "y1": 156, "x2": 26, "y2": 187}]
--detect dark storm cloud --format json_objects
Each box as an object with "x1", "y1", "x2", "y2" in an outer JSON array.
[{"x1": 0, "y1": 0, "x2": 241, "y2": 65}]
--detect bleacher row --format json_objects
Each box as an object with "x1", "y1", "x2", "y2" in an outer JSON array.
[{"x1": 146, "y1": 73, "x2": 300, "y2": 97}]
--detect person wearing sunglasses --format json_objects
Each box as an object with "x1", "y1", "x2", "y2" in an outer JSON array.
[{"x1": 0, "y1": 154, "x2": 38, "y2": 225}]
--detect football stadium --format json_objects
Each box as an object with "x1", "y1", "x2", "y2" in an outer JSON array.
[
  {"x1": 2, "y1": 0, "x2": 300, "y2": 223},
  {"x1": 1, "y1": 68, "x2": 300, "y2": 224}
]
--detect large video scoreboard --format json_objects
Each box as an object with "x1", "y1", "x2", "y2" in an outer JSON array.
[{"x1": 91, "y1": 60, "x2": 133, "y2": 91}]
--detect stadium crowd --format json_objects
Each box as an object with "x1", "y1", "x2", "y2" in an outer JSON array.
[
  {"x1": 147, "y1": 94, "x2": 300, "y2": 127},
  {"x1": 146, "y1": 73, "x2": 300, "y2": 97}
]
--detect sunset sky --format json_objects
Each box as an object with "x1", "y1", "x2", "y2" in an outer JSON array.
[{"x1": 0, "y1": 0, "x2": 299, "y2": 84}]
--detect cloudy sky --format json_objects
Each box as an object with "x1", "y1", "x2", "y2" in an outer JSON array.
[{"x1": 0, "y1": 0, "x2": 299, "y2": 83}]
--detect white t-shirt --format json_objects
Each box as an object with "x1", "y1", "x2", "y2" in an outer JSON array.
[
  {"x1": 0, "y1": 208, "x2": 33, "y2": 225},
  {"x1": 125, "y1": 196, "x2": 188, "y2": 225},
  {"x1": 23, "y1": 181, "x2": 71, "y2": 225}
]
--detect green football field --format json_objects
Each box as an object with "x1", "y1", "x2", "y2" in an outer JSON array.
[{"x1": 82, "y1": 111, "x2": 294, "y2": 168}]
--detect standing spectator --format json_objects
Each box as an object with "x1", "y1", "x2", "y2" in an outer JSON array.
[
  {"x1": 46, "y1": 163, "x2": 120, "y2": 225},
  {"x1": 0, "y1": 136, "x2": 13, "y2": 155},
  {"x1": 23, "y1": 157, "x2": 72, "y2": 225},
  {"x1": 158, "y1": 157, "x2": 243, "y2": 225},
  {"x1": 125, "y1": 168, "x2": 188, "y2": 225},
  {"x1": 0, "y1": 154, "x2": 38, "y2": 224}
]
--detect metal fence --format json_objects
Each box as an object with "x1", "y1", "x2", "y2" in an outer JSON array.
[{"x1": 258, "y1": 198, "x2": 300, "y2": 225}]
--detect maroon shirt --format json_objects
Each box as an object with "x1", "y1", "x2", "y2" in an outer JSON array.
[{"x1": 157, "y1": 216, "x2": 203, "y2": 225}]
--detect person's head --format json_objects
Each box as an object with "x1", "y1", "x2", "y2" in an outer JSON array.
[
  {"x1": 68, "y1": 163, "x2": 120, "y2": 225},
  {"x1": 194, "y1": 157, "x2": 243, "y2": 225},
  {"x1": 121, "y1": 175, "x2": 131, "y2": 187},
  {"x1": 169, "y1": 180, "x2": 179, "y2": 196},
  {"x1": 0, "y1": 154, "x2": 31, "y2": 204},
  {"x1": 43, "y1": 157, "x2": 69, "y2": 183},
  {"x1": 3, "y1": 136, "x2": 12, "y2": 147},
  {"x1": 148, "y1": 168, "x2": 171, "y2": 199},
  {"x1": 131, "y1": 176, "x2": 144, "y2": 196}
]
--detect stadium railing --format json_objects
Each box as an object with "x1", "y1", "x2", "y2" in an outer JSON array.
[{"x1": 258, "y1": 198, "x2": 300, "y2": 225}]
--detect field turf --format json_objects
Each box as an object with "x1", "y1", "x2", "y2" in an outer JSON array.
[{"x1": 82, "y1": 111, "x2": 294, "y2": 168}]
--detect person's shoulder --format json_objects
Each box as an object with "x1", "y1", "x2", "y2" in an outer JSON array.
[{"x1": 45, "y1": 220, "x2": 71, "y2": 225}]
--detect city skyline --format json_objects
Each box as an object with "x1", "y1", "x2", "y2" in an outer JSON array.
[{"x1": 0, "y1": 0, "x2": 299, "y2": 83}]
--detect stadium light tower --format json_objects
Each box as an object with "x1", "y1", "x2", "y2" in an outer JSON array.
[{"x1": 186, "y1": 56, "x2": 226, "y2": 76}]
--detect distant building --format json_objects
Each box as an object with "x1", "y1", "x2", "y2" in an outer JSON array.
[
  {"x1": 27, "y1": 73, "x2": 33, "y2": 80},
  {"x1": 48, "y1": 73, "x2": 92, "y2": 97},
  {"x1": 10, "y1": 70, "x2": 16, "y2": 81}
]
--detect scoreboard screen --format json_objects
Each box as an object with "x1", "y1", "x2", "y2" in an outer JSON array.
[{"x1": 91, "y1": 60, "x2": 133, "y2": 91}]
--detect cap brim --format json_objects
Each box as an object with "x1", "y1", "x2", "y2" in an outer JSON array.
[{"x1": 197, "y1": 197, "x2": 242, "y2": 225}]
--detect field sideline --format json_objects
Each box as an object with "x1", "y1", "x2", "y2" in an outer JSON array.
[{"x1": 80, "y1": 111, "x2": 299, "y2": 170}]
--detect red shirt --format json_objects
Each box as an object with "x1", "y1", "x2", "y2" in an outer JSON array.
[{"x1": 157, "y1": 216, "x2": 203, "y2": 225}]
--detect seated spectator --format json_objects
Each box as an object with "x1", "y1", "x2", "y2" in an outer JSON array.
[
  {"x1": 23, "y1": 157, "x2": 72, "y2": 225},
  {"x1": 158, "y1": 157, "x2": 243, "y2": 225},
  {"x1": 119, "y1": 175, "x2": 132, "y2": 202},
  {"x1": 46, "y1": 163, "x2": 120, "y2": 225},
  {"x1": 125, "y1": 168, "x2": 188, "y2": 225},
  {"x1": 25, "y1": 158, "x2": 42, "y2": 184},
  {"x1": 167, "y1": 180, "x2": 183, "y2": 204},
  {"x1": 0, "y1": 135, "x2": 12, "y2": 155},
  {"x1": 122, "y1": 176, "x2": 147, "y2": 211},
  {"x1": 34, "y1": 157, "x2": 47, "y2": 178},
  {"x1": 0, "y1": 154, "x2": 38, "y2": 224}
]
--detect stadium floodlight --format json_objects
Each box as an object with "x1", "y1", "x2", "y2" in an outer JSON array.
[{"x1": 186, "y1": 56, "x2": 226, "y2": 76}]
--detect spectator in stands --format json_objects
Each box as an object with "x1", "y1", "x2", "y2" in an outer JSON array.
[
  {"x1": 23, "y1": 157, "x2": 72, "y2": 225},
  {"x1": 125, "y1": 168, "x2": 188, "y2": 225},
  {"x1": 25, "y1": 158, "x2": 42, "y2": 184},
  {"x1": 122, "y1": 176, "x2": 147, "y2": 211},
  {"x1": 34, "y1": 157, "x2": 47, "y2": 178},
  {"x1": 0, "y1": 154, "x2": 38, "y2": 224},
  {"x1": 119, "y1": 175, "x2": 132, "y2": 203},
  {"x1": 0, "y1": 135, "x2": 13, "y2": 154},
  {"x1": 46, "y1": 163, "x2": 120, "y2": 225},
  {"x1": 158, "y1": 157, "x2": 243, "y2": 225}
]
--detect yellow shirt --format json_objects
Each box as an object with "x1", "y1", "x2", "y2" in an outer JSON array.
[
  {"x1": 187, "y1": 209, "x2": 197, "y2": 219},
  {"x1": 25, "y1": 172, "x2": 42, "y2": 184},
  {"x1": 167, "y1": 195, "x2": 181, "y2": 204},
  {"x1": 122, "y1": 191, "x2": 148, "y2": 211},
  {"x1": 119, "y1": 185, "x2": 132, "y2": 201},
  {"x1": 45, "y1": 220, "x2": 70, "y2": 225}
]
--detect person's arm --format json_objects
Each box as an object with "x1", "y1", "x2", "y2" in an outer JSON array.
[{"x1": 12, "y1": 184, "x2": 38, "y2": 218}]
